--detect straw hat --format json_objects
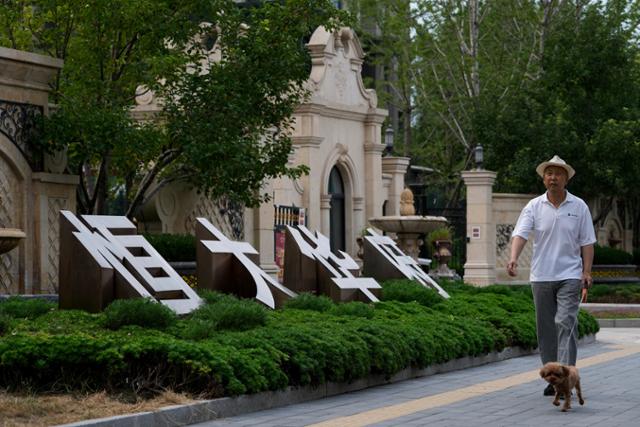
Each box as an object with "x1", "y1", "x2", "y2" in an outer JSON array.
[{"x1": 535, "y1": 155, "x2": 575, "y2": 180}]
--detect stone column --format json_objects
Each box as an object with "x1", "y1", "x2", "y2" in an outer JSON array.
[
  {"x1": 253, "y1": 180, "x2": 278, "y2": 276},
  {"x1": 363, "y1": 114, "x2": 386, "y2": 222},
  {"x1": 32, "y1": 173, "x2": 78, "y2": 294},
  {"x1": 381, "y1": 157, "x2": 410, "y2": 216},
  {"x1": 292, "y1": 133, "x2": 323, "y2": 231},
  {"x1": 462, "y1": 169, "x2": 497, "y2": 286},
  {"x1": 320, "y1": 194, "x2": 331, "y2": 236}
]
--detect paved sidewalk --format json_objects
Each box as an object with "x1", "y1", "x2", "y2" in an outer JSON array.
[{"x1": 191, "y1": 329, "x2": 640, "y2": 427}]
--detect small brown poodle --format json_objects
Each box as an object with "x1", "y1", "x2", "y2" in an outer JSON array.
[{"x1": 539, "y1": 362, "x2": 585, "y2": 412}]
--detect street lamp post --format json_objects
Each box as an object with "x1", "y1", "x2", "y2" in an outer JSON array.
[
  {"x1": 384, "y1": 125, "x2": 394, "y2": 156},
  {"x1": 474, "y1": 144, "x2": 484, "y2": 169}
]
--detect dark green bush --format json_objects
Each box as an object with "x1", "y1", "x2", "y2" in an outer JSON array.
[
  {"x1": 0, "y1": 297, "x2": 55, "y2": 319},
  {"x1": 0, "y1": 282, "x2": 600, "y2": 399},
  {"x1": 187, "y1": 298, "x2": 267, "y2": 334},
  {"x1": 143, "y1": 233, "x2": 196, "y2": 262},
  {"x1": 197, "y1": 289, "x2": 241, "y2": 305},
  {"x1": 283, "y1": 293, "x2": 334, "y2": 312},
  {"x1": 103, "y1": 298, "x2": 178, "y2": 330},
  {"x1": 634, "y1": 248, "x2": 640, "y2": 266},
  {"x1": 594, "y1": 244, "x2": 633, "y2": 265},
  {"x1": 589, "y1": 284, "x2": 640, "y2": 303},
  {"x1": 0, "y1": 314, "x2": 10, "y2": 335},
  {"x1": 380, "y1": 279, "x2": 443, "y2": 308},
  {"x1": 329, "y1": 302, "x2": 374, "y2": 318}
]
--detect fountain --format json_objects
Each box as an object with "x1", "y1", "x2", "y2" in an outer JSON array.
[
  {"x1": 0, "y1": 228, "x2": 25, "y2": 254},
  {"x1": 367, "y1": 188, "x2": 448, "y2": 260}
]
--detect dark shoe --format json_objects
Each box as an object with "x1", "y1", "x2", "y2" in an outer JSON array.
[{"x1": 544, "y1": 384, "x2": 555, "y2": 396}]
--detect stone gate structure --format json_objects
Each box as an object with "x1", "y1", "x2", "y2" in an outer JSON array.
[{"x1": 0, "y1": 47, "x2": 77, "y2": 295}]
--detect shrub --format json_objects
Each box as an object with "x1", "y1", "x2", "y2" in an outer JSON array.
[
  {"x1": 593, "y1": 244, "x2": 633, "y2": 265},
  {"x1": 426, "y1": 226, "x2": 453, "y2": 248},
  {"x1": 329, "y1": 302, "x2": 375, "y2": 319},
  {"x1": 143, "y1": 233, "x2": 196, "y2": 262},
  {"x1": 283, "y1": 293, "x2": 334, "y2": 312},
  {"x1": 0, "y1": 314, "x2": 10, "y2": 335},
  {"x1": 103, "y1": 298, "x2": 178, "y2": 330},
  {"x1": 0, "y1": 297, "x2": 55, "y2": 319},
  {"x1": 380, "y1": 280, "x2": 443, "y2": 308},
  {"x1": 0, "y1": 283, "x2": 600, "y2": 399},
  {"x1": 196, "y1": 289, "x2": 245, "y2": 306},
  {"x1": 588, "y1": 284, "x2": 640, "y2": 303},
  {"x1": 185, "y1": 297, "x2": 267, "y2": 336}
]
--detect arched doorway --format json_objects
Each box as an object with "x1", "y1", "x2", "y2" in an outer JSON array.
[{"x1": 328, "y1": 166, "x2": 345, "y2": 253}]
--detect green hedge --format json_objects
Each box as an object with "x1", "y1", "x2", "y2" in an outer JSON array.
[
  {"x1": 0, "y1": 283, "x2": 599, "y2": 397},
  {"x1": 588, "y1": 284, "x2": 640, "y2": 303},
  {"x1": 594, "y1": 244, "x2": 634, "y2": 265},
  {"x1": 143, "y1": 233, "x2": 196, "y2": 262}
]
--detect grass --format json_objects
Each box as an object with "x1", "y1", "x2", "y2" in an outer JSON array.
[{"x1": 0, "y1": 390, "x2": 193, "y2": 426}]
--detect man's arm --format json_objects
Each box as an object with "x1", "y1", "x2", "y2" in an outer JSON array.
[
  {"x1": 581, "y1": 244, "x2": 594, "y2": 302},
  {"x1": 507, "y1": 236, "x2": 527, "y2": 277}
]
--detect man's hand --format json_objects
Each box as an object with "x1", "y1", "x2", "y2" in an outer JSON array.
[
  {"x1": 581, "y1": 272, "x2": 592, "y2": 303},
  {"x1": 581, "y1": 288, "x2": 588, "y2": 303},
  {"x1": 507, "y1": 260, "x2": 518, "y2": 277},
  {"x1": 581, "y1": 271, "x2": 593, "y2": 289}
]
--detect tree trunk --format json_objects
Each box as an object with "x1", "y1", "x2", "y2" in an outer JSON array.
[
  {"x1": 403, "y1": 104, "x2": 412, "y2": 156},
  {"x1": 95, "y1": 153, "x2": 110, "y2": 215},
  {"x1": 631, "y1": 197, "x2": 640, "y2": 250}
]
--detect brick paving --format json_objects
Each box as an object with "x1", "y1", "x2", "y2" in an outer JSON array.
[{"x1": 191, "y1": 329, "x2": 640, "y2": 427}]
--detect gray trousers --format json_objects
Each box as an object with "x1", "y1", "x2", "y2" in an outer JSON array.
[{"x1": 531, "y1": 279, "x2": 582, "y2": 366}]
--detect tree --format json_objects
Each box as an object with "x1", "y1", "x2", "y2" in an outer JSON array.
[
  {"x1": 479, "y1": 0, "x2": 640, "y2": 203},
  {"x1": 4, "y1": 0, "x2": 347, "y2": 216},
  {"x1": 150, "y1": 0, "x2": 348, "y2": 213}
]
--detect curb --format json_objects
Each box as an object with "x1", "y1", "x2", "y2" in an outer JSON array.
[{"x1": 59, "y1": 334, "x2": 597, "y2": 427}]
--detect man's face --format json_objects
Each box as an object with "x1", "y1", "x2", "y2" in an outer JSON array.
[{"x1": 543, "y1": 166, "x2": 568, "y2": 191}]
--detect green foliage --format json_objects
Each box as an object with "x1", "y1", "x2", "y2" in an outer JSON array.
[
  {"x1": 0, "y1": 314, "x2": 11, "y2": 335},
  {"x1": 103, "y1": 298, "x2": 178, "y2": 330},
  {"x1": 589, "y1": 284, "x2": 640, "y2": 303},
  {"x1": 283, "y1": 293, "x2": 334, "y2": 312},
  {"x1": 426, "y1": 227, "x2": 453, "y2": 249},
  {"x1": 143, "y1": 233, "x2": 196, "y2": 262},
  {"x1": 161, "y1": 0, "x2": 348, "y2": 207},
  {"x1": 0, "y1": 297, "x2": 55, "y2": 319},
  {"x1": 0, "y1": 284, "x2": 600, "y2": 398},
  {"x1": 4, "y1": 0, "x2": 348, "y2": 215},
  {"x1": 380, "y1": 280, "x2": 443, "y2": 308},
  {"x1": 593, "y1": 244, "x2": 634, "y2": 265},
  {"x1": 329, "y1": 302, "x2": 375, "y2": 319},
  {"x1": 186, "y1": 297, "x2": 268, "y2": 336}
]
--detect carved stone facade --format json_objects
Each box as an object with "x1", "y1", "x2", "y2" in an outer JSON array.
[{"x1": 0, "y1": 47, "x2": 78, "y2": 295}]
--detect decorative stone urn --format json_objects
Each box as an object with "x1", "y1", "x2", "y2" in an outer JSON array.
[
  {"x1": 433, "y1": 239, "x2": 455, "y2": 278},
  {"x1": 0, "y1": 228, "x2": 26, "y2": 254}
]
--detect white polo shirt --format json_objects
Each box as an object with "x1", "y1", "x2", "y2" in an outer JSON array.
[{"x1": 512, "y1": 191, "x2": 596, "y2": 282}]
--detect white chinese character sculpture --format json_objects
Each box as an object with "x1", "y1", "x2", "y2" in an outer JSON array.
[
  {"x1": 284, "y1": 225, "x2": 381, "y2": 302},
  {"x1": 362, "y1": 228, "x2": 449, "y2": 299},
  {"x1": 59, "y1": 211, "x2": 202, "y2": 314},
  {"x1": 196, "y1": 218, "x2": 296, "y2": 309}
]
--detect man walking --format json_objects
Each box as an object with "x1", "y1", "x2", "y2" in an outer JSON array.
[{"x1": 507, "y1": 155, "x2": 596, "y2": 396}]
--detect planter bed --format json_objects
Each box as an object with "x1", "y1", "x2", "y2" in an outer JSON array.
[{"x1": 0, "y1": 280, "x2": 599, "y2": 402}]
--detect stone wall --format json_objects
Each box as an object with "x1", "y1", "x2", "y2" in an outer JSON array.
[
  {"x1": 0, "y1": 47, "x2": 77, "y2": 295},
  {"x1": 464, "y1": 169, "x2": 633, "y2": 285}
]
